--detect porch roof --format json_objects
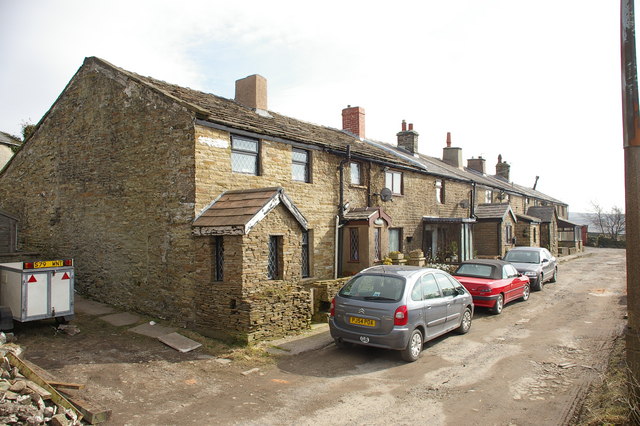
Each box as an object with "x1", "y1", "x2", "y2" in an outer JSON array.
[
  {"x1": 516, "y1": 213, "x2": 541, "y2": 224},
  {"x1": 474, "y1": 203, "x2": 517, "y2": 222},
  {"x1": 527, "y1": 206, "x2": 558, "y2": 223},
  {"x1": 343, "y1": 207, "x2": 392, "y2": 225},
  {"x1": 193, "y1": 187, "x2": 308, "y2": 235},
  {"x1": 558, "y1": 218, "x2": 583, "y2": 229}
]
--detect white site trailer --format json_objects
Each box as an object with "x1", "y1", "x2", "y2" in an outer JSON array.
[{"x1": 0, "y1": 259, "x2": 75, "y2": 329}]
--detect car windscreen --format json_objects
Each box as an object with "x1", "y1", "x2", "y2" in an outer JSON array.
[
  {"x1": 339, "y1": 274, "x2": 405, "y2": 302},
  {"x1": 504, "y1": 250, "x2": 540, "y2": 264},
  {"x1": 454, "y1": 263, "x2": 496, "y2": 279}
]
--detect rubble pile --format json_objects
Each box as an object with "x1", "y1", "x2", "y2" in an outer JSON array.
[{"x1": 0, "y1": 333, "x2": 80, "y2": 426}]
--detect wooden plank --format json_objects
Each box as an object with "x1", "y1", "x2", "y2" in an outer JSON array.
[
  {"x1": 59, "y1": 390, "x2": 111, "y2": 424},
  {"x1": 48, "y1": 381, "x2": 85, "y2": 390},
  {"x1": 26, "y1": 381, "x2": 52, "y2": 400},
  {"x1": 5, "y1": 352, "x2": 82, "y2": 421}
]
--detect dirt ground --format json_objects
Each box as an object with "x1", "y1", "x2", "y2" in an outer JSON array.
[{"x1": 12, "y1": 247, "x2": 627, "y2": 425}]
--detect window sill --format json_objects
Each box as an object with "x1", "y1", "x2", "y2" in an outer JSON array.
[{"x1": 349, "y1": 184, "x2": 367, "y2": 189}]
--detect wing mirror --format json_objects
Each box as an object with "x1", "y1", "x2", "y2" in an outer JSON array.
[{"x1": 542, "y1": 259, "x2": 549, "y2": 264}]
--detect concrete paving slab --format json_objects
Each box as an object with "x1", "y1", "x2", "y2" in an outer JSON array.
[
  {"x1": 74, "y1": 295, "x2": 115, "y2": 316},
  {"x1": 128, "y1": 323, "x2": 177, "y2": 338},
  {"x1": 158, "y1": 332, "x2": 202, "y2": 353},
  {"x1": 99, "y1": 312, "x2": 140, "y2": 327},
  {"x1": 264, "y1": 324, "x2": 333, "y2": 356}
]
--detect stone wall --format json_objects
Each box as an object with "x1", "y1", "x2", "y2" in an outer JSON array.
[
  {"x1": 0, "y1": 61, "x2": 199, "y2": 325},
  {"x1": 474, "y1": 221, "x2": 499, "y2": 257}
]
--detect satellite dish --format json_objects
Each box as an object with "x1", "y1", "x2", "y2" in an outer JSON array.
[
  {"x1": 380, "y1": 187, "x2": 393, "y2": 202},
  {"x1": 459, "y1": 200, "x2": 469, "y2": 208}
]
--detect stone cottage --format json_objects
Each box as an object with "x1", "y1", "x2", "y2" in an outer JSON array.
[{"x1": 0, "y1": 57, "x2": 571, "y2": 341}]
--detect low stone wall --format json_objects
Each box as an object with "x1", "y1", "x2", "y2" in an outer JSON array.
[
  {"x1": 307, "y1": 277, "x2": 349, "y2": 322},
  {"x1": 246, "y1": 283, "x2": 312, "y2": 343}
]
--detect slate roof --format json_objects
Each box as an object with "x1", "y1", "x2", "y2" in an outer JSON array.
[
  {"x1": 193, "y1": 187, "x2": 307, "y2": 234},
  {"x1": 71, "y1": 57, "x2": 566, "y2": 207},
  {"x1": 84, "y1": 57, "x2": 424, "y2": 174},
  {"x1": 516, "y1": 213, "x2": 541, "y2": 223},
  {"x1": 527, "y1": 206, "x2": 557, "y2": 223},
  {"x1": 0, "y1": 132, "x2": 20, "y2": 147},
  {"x1": 474, "y1": 203, "x2": 517, "y2": 221}
]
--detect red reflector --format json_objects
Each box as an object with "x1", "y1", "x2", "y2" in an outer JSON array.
[
  {"x1": 28, "y1": 275, "x2": 37, "y2": 283},
  {"x1": 23, "y1": 262, "x2": 34, "y2": 269},
  {"x1": 61, "y1": 272, "x2": 70, "y2": 280},
  {"x1": 330, "y1": 298, "x2": 335, "y2": 317},
  {"x1": 63, "y1": 259, "x2": 73, "y2": 266},
  {"x1": 394, "y1": 305, "x2": 408, "y2": 326}
]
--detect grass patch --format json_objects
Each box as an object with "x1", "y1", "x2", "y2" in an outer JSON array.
[{"x1": 573, "y1": 334, "x2": 633, "y2": 425}]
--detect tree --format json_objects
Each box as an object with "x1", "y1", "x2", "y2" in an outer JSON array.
[{"x1": 590, "y1": 202, "x2": 626, "y2": 240}]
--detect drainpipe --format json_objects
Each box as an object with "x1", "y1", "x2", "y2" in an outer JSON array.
[
  {"x1": 470, "y1": 181, "x2": 477, "y2": 218},
  {"x1": 334, "y1": 215, "x2": 344, "y2": 279},
  {"x1": 336, "y1": 145, "x2": 351, "y2": 278},
  {"x1": 338, "y1": 145, "x2": 352, "y2": 221}
]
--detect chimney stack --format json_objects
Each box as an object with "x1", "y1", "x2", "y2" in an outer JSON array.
[
  {"x1": 442, "y1": 132, "x2": 463, "y2": 168},
  {"x1": 495, "y1": 154, "x2": 510, "y2": 181},
  {"x1": 235, "y1": 74, "x2": 268, "y2": 110},
  {"x1": 467, "y1": 156, "x2": 487, "y2": 174},
  {"x1": 396, "y1": 120, "x2": 419, "y2": 154},
  {"x1": 342, "y1": 106, "x2": 365, "y2": 138}
]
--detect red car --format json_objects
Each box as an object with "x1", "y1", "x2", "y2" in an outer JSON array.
[{"x1": 453, "y1": 259, "x2": 530, "y2": 315}]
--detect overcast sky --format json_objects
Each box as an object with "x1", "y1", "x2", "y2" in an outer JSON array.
[{"x1": 0, "y1": 1, "x2": 629, "y2": 212}]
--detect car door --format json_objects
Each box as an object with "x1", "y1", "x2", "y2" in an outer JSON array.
[
  {"x1": 541, "y1": 249, "x2": 554, "y2": 281},
  {"x1": 419, "y1": 273, "x2": 448, "y2": 339},
  {"x1": 504, "y1": 264, "x2": 525, "y2": 301},
  {"x1": 434, "y1": 273, "x2": 462, "y2": 331}
]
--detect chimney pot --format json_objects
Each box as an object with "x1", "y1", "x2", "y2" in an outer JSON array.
[
  {"x1": 342, "y1": 106, "x2": 366, "y2": 138},
  {"x1": 446, "y1": 132, "x2": 452, "y2": 147},
  {"x1": 235, "y1": 74, "x2": 267, "y2": 110},
  {"x1": 396, "y1": 122, "x2": 419, "y2": 154}
]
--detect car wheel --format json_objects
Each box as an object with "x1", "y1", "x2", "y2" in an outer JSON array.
[
  {"x1": 491, "y1": 294, "x2": 504, "y2": 315},
  {"x1": 550, "y1": 267, "x2": 557, "y2": 283},
  {"x1": 521, "y1": 284, "x2": 530, "y2": 302},
  {"x1": 401, "y1": 329, "x2": 423, "y2": 362},
  {"x1": 534, "y1": 275, "x2": 544, "y2": 291},
  {"x1": 456, "y1": 308, "x2": 472, "y2": 334}
]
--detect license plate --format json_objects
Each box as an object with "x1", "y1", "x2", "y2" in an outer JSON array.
[
  {"x1": 349, "y1": 316, "x2": 376, "y2": 327},
  {"x1": 31, "y1": 260, "x2": 63, "y2": 269}
]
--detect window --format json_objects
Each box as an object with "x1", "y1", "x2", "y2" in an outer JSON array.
[
  {"x1": 374, "y1": 228, "x2": 381, "y2": 261},
  {"x1": 435, "y1": 179, "x2": 445, "y2": 204},
  {"x1": 231, "y1": 135, "x2": 259, "y2": 175},
  {"x1": 485, "y1": 190, "x2": 492, "y2": 203},
  {"x1": 349, "y1": 228, "x2": 359, "y2": 261},
  {"x1": 533, "y1": 227, "x2": 537, "y2": 243},
  {"x1": 389, "y1": 228, "x2": 402, "y2": 253},
  {"x1": 213, "y1": 236, "x2": 224, "y2": 281},
  {"x1": 435, "y1": 273, "x2": 457, "y2": 297},
  {"x1": 421, "y1": 274, "x2": 441, "y2": 300},
  {"x1": 267, "y1": 236, "x2": 281, "y2": 280},
  {"x1": 350, "y1": 162, "x2": 362, "y2": 185},
  {"x1": 385, "y1": 170, "x2": 403, "y2": 195},
  {"x1": 292, "y1": 148, "x2": 310, "y2": 182},
  {"x1": 301, "y1": 230, "x2": 310, "y2": 278},
  {"x1": 505, "y1": 224, "x2": 513, "y2": 243},
  {"x1": 504, "y1": 264, "x2": 519, "y2": 278}
]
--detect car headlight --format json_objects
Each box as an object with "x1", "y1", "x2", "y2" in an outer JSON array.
[{"x1": 524, "y1": 271, "x2": 537, "y2": 277}]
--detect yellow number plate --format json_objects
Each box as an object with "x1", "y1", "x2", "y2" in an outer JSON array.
[
  {"x1": 32, "y1": 260, "x2": 63, "y2": 269},
  {"x1": 349, "y1": 316, "x2": 376, "y2": 327}
]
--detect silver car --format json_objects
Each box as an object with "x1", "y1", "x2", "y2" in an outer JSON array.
[
  {"x1": 329, "y1": 265, "x2": 474, "y2": 362},
  {"x1": 502, "y1": 247, "x2": 558, "y2": 291}
]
